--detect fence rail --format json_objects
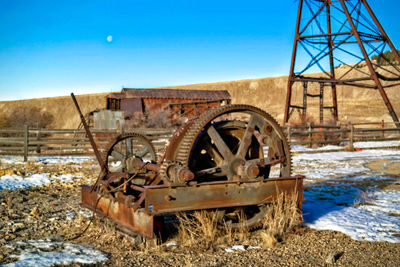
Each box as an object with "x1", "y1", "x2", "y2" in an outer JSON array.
[
  {"x1": 0, "y1": 122, "x2": 399, "y2": 161},
  {"x1": 0, "y1": 126, "x2": 174, "y2": 161},
  {"x1": 285, "y1": 121, "x2": 400, "y2": 149}
]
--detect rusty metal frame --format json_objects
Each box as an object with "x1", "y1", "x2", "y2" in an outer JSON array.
[
  {"x1": 81, "y1": 185, "x2": 155, "y2": 238},
  {"x1": 144, "y1": 176, "x2": 304, "y2": 214},
  {"x1": 284, "y1": 0, "x2": 400, "y2": 127},
  {"x1": 81, "y1": 176, "x2": 304, "y2": 239}
]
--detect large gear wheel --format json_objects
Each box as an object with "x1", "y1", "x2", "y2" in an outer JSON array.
[{"x1": 172, "y1": 104, "x2": 292, "y2": 229}]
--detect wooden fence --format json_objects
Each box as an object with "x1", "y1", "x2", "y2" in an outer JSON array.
[
  {"x1": 284, "y1": 121, "x2": 400, "y2": 149},
  {"x1": 0, "y1": 121, "x2": 399, "y2": 161},
  {"x1": 0, "y1": 127, "x2": 174, "y2": 161}
]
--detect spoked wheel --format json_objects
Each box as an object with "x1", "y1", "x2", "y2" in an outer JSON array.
[
  {"x1": 174, "y1": 104, "x2": 292, "y2": 229},
  {"x1": 105, "y1": 133, "x2": 156, "y2": 173}
]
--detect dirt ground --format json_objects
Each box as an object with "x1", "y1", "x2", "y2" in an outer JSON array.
[
  {"x1": 1, "y1": 159, "x2": 400, "y2": 266},
  {"x1": 368, "y1": 159, "x2": 400, "y2": 176}
]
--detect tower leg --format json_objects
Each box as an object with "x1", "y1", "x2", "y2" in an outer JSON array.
[
  {"x1": 302, "y1": 82, "x2": 308, "y2": 123},
  {"x1": 319, "y1": 83, "x2": 324, "y2": 125}
]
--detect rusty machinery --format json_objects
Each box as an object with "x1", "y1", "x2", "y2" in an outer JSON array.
[{"x1": 72, "y1": 93, "x2": 304, "y2": 239}]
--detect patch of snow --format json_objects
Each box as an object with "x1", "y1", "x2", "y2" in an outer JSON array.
[
  {"x1": 0, "y1": 173, "x2": 79, "y2": 191},
  {"x1": 354, "y1": 140, "x2": 400, "y2": 148},
  {"x1": 3, "y1": 239, "x2": 108, "y2": 266},
  {"x1": 166, "y1": 241, "x2": 178, "y2": 247},
  {"x1": 360, "y1": 191, "x2": 400, "y2": 218},
  {"x1": 79, "y1": 209, "x2": 93, "y2": 218},
  {"x1": 66, "y1": 211, "x2": 75, "y2": 221},
  {"x1": 231, "y1": 245, "x2": 246, "y2": 251},
  {"x1": 292, "y1": 148, "x2": 400, "y2": 181},
  {"x1": 224, "y1": 244, "x2": 261, "y2": 253},
  {"x1": 293, "y1": 142, "x2": 400, "y2": 242},
  {"x1": 293, "y1": 148, "x2": 399, "y2": 162},
  {"x1": 0, "y1": 155, "x2": 94, "y2": 165},
  {"x1": 0, "y1": 173, "x2": 51, "y2": 190},
  {"x1": 291, "y1": 140, "x2": 400, "y2": 152},
  {"x1": 54, "y1": 174, "x2": 76, "y2": 183},
  {"x1": 305, "y1": 193, "x2": 400, "y2": 243},
  {"x1": 291, "y1": 144, "x2": 343, "y2": 152},
  {"x1": 37, "y1": 156, "x2": 94, "y2": 165}
]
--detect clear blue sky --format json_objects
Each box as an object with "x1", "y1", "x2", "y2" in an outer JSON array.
[{"x1": 1, "y1": 0, "x2": 399, "y2": 100}]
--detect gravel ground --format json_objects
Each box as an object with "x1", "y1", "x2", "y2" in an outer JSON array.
[{"x1": 1, "y1": 160, "x2": 399, "y2": 266}]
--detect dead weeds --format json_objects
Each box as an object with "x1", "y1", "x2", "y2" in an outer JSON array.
[{"x1": 173, "y1": 193, "x2": 302, "y2": 251}]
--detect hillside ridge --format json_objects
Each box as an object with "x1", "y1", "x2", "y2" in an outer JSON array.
[{"x1": 1, "y1": 73, "x2": 399, "y2": 128}]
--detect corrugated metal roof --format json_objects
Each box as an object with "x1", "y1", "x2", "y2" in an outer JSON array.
[{"x1": 112, "y1": 88, "x2": 231, "y2": 100}]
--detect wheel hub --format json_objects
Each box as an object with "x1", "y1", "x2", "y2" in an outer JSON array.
[{"x1": 227, "y1": 157, "x2": 245, "y2": 180}]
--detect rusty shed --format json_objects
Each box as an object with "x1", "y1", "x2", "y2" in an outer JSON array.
[{"x1": 106, "y1": 88, "x2": 231, "y2": 120}]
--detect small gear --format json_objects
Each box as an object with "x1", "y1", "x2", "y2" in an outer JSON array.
[
  {"x1": 159, "y1": 161, "x2": 186, "y2": 185},
  {"x1": 104, "y1": 132, "x2": 156, "y2": 173}
]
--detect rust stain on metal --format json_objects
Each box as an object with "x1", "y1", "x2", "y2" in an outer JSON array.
[
  {"x1": 143, "y1": 176, "x2": 304, "y2": 214},
  {"x1": 81, "y1": 185, "x2": 155, "y2": 238}
]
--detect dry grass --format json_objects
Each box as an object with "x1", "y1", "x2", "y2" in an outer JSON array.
[
  {"x1": 174, "y1": 193, "x2": 302, "y2": 250},
  {"x1": 175, "y1": 210, "x2": 220, "y2": 249},
  {"x1": 256, "y1": 193, "x2": 301, "y2": 248},
  {"x1": 0, "y1": 93, "x2": 108, "y2": 129}
]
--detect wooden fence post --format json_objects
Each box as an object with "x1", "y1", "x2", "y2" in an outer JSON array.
[
  {"x1": 24, "y1": 125, "x2": 29, "y2": 162},
  {"x1": 339, "y1": 122, "x2": 344, "y2": 145},
  {"x1": 36, "y1": 128, "x2": 41, "y2": 154},
  {"x1": 349, "y1": 124, "x2": 354, "y2": 151},
  {"x1": 308, "y1": 123, "x2": 312, "y2": 148}
]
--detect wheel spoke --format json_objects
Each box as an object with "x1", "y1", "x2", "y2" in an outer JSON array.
[
  {"x1": 136, "y1": 147, "x2": 150, "y2": 158},
  {"x1": 111, "y1": 149, "x2": 125, "y2": 161},
  {"x1": 207, "y1": 125, "x2": 234, "y2": 161},
  {"x1": 204, "y1": 142, "x2": 224, "y2": 164},
  {"x1": 236, "y1": 115, "x2": 257, "y2": 158},
  {"x1": 126, "y1": 138, "x2": 133, "y2": 157},
  {"x1": 269, "y1": 132, "x2": 285, "y2": 158}
]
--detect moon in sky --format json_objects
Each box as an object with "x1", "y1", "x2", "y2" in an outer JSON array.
[{"x1": 107, "y1": 35, "x2": 113, "y2": 42}]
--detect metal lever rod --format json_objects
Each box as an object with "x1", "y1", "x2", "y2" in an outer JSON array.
[{"x1": 71, "y1": 93, "x2": 108, "y2": 176}]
